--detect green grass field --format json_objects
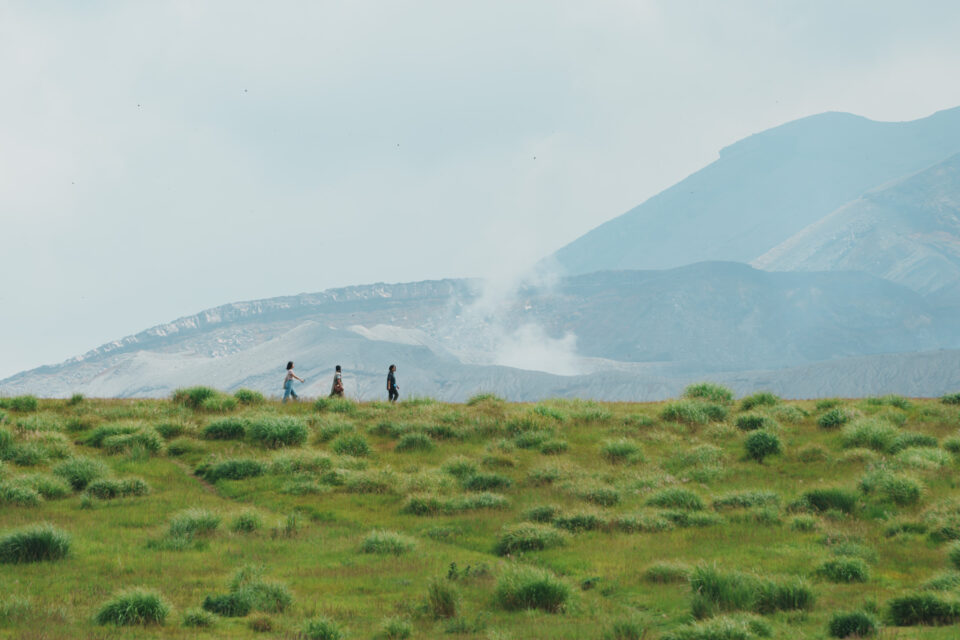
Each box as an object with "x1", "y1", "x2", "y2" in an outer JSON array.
[{"x1": 2, "y1": 387, "x2": 960, "y2": 639}]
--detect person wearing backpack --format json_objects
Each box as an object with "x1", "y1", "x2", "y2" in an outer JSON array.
[{"x1": 330, "y1": 365, "x2": 345, "y2": 398}]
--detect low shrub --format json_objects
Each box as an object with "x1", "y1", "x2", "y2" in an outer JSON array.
[
  {"x1": 247, "y1": 416, "x2": 308, "y2": 448},
  {"x1": 495, "y1": 523, "x2": 566, "y2": 555},
  {"x1": 425, "y1": 578, "x2": 460, "y2": 619},
  {"x1": 234, "y1": 389, "x2": 265, "y2": 405},
  {"x1": 395, "y1": 432, "x2": 434, "y2": 452},
  {"x1": 181, "y1": 607, "x2": 216, "y2": 628},
  {"x1": 942, "y1": 392, "x2": 960, "y2": 405},
  {"x1": 331, "y1": 433, "x2": 371, "y2": 457},
  {"x1": 647, "y1": 487, "x2": 705, "y2": 511},
  {"x1": 684, "y1": 383, "x2": 735, "y2": 405},
  {"x1": 827, "y1": 610, "x2": 879, "y2": 638},
  {"x1": 94, "y1": 589, "x2": 170, "y2": 625},
  {"x1": 202, "y1": 418, "x2": 246, "y2": 440},
  {"x1": 52, "y1": 456, "x2": 108, "y2": 490},
  {"x1": 361, "y1": 529, "x2": 416, "y2": 555},
  {"x1": 168, "y1": 508, "x2": 220, "y2": 539},
  {"x1": 86, "y1": 477, "x2": 150, "y2": 499},
  {"x1": 601, "y1": 439, "x2": 642, "y2": 463},
  {"x1": 887, "y1": 592, "x2": 960, "y2": 626},
  {"x1": 0, "y1": 524, "x2": 70, "y2": 563},
  {"x1": 172, "y1": 386, "x2": 218, "y2": 409},
  {"x1": 493, "y1": 565, "x2": 570, "y2": 612},
  {"x1": 744, "y1": 431, "x2": 781, "y2": 462},
  {"x1": 818, "y1": 408, "x2": 853, "y2": 429},
  {"x1": 644, "y1": 562, "x2": 691, "y2": 584},
  {"x1": 200, "y1": 458, "x2": 266, "y2": 482},
  {"x1": 816, "y1": 557, "x2": 869, "y2": 583},
  {"x1": 3, "y1": 396, "x2": 38, "y2": 412},
  {"x1": 739, "y1": 391, "x2": 779, "y2": 411}
]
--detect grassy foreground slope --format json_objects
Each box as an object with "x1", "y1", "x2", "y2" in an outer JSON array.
[{"x1": 2, "y1": 388, "x2": 960, "y2": 639}]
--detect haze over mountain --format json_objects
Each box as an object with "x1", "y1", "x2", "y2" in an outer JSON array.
[
  {"x1": 4, "y1": 107, "x2": 960, "y2": 401},
  {"x1": 551, "y1": 107, "x2": 960, "y2": 275}
]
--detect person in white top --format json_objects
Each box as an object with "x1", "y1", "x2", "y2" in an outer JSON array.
[{"x1": 282, "y1": 361, "x2": 304, "y2": 403}]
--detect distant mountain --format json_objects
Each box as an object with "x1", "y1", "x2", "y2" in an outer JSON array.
[
  {"x1": 551, "y1": 107, "x2": 960, "y2": 275},
  {"x1": 3, "y1": 265, "x2": 959, "y2": 400},
  {"x1": 753, "y1": 153, "x2": 960, "y2": 300}
]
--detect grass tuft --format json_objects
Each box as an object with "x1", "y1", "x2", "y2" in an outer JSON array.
[
  {"x1": 0, "y1": 524, "x2": 70, "y2": 563},
  {"x1": 94, "y1": 589, "x2": 169, "y2": 626}
]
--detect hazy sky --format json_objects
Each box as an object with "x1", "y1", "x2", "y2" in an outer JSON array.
[{"x1": 3, "y1": 0, "x2": 960, "y2": 379}]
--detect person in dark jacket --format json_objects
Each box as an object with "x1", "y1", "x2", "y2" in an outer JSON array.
[
  {"x1": 330, "y1": 365, "x2": 344, "y2": 398},
  {"x1": 387, "y1": 364, "x2": 399, "y2": 403}
]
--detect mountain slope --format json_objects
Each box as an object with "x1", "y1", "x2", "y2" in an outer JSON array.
[
  {"x1": 551, "y1": 107, "x2": 960, "y2": 275},
  {"x1": 753, "y1": 153, "x2": 960, "y2": 298}
]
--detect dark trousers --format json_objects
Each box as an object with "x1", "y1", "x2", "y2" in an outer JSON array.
[{"x1": 388, "y1": 388, "x2": 399, "y2": 402}]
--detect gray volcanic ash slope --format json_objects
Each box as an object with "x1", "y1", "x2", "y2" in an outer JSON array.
[
  {"x1": 551, "y1": 107, "x2": 960, "y2": 275},
  {"x1": 753, "y1": 153, "x2": 960, "y2": 300}
]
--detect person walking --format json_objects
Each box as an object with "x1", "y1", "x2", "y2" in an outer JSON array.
[
  {"x1": 282, "y1": 361, "x2": 304, "y2": 403},
  {"x1": 387, "y1": 364, "x2": 399, "y2": 403},
  {"x1": 330, "y1": 365, "x2": 345, "y2": 398}
]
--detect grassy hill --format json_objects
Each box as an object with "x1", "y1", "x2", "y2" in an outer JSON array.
[{"x1": 2, "y1": 388, "x2": 960, "y2": 639}]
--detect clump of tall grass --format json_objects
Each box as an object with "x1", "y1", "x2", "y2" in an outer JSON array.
[
  {"x1": 684, "y1": 383, "x2": 735, "y2": 405},
  {"x1": 735, "y1": 414, "x2": 777, "y2": 432},
  {"x1": 601, "y1": 439, "x2": 642, "y2": 463},
  {"x1": 425, "y1": 577, "x2": 460, "y2": 618},
  {"x1": 886, "y1": 592, "x2": 960, "y2": 626},
  {"x1": 553, "y1": 511, "x2": 607, "y2": 532},
  {"x1": 467, "y1": 392, "x2": 504, "y2": 406},
  {"x1": 85, "y1": 477, "x2": 150, "y2": 499},
  {"x1": 815, "y1": 557, "x2": 870, "y2": 583},
  {"x1": 401, "y1": 492, "x2": 509, "y2": 516},
  {"x1": 440, "y1": 455, "x2": 478, "y2": 479},
  {"x1": 770, "y1": 404, "x2": 807, "y2": 424},
  {"x1": 181, "y1": 607, "x2": 216, "y2": 628},
  {"x1": 0, "y1": 524, "x2": 70, "y2": 563},
  {"x1": 539, "y1": 439, "x2": 569, "y2": 454},
  {"x1": 611, "y1": 512, "x2": 675, "y2": 533},
  {"x1": 744, "y1": 431, "x2": 782, "y2": 462},
  {"x1": 3, "y1": 442, "x2": 49, "y2": 466},
  {"x1": 858, "y1": 468, "x2": 922, "y2": 506},
  {"x1": 14, "y1": 473, "x2": 71, "y2": 499},
  {"x1": 839, "y1": 418, "x2": 900, "y2": 452},
  {"x1": 331, "y1": 433, "x2": 371, "y2": 457},
  {"x1": 376, "y1": 616, "x2": 412, "y2": 640},
  {"x1": 360, "y1": 529, "x2": 417, "y2": 555},
  {"x1": 662, "y1": 511, "x2": 724, "y2": 528},
  {"x1": 662, "y1": 615, "x2": 772, "y2": 640},
  {"x1": 94, "y1": 589, "x2": 170, "y2": 626},
  {"x1": 949, "y1": 541, "x2": 960, "y2": 570},
  {"x1": 689, "y1": 565, "x2": 814, "y2": 618},
  {"x1": 575, "y1": 484, "x2": 621, "y2": 506},
  {"x1": 739, "y1": 391, "x2": 779, "y2": 411},
  {"x1": 1, "y1": 396, "x2": 38, "y2": 412},
  {"x1": 493, "y1": 565, "x2": 571, "y2": 612},
  {"x1": 793, "y1": 488, "x2": 859, "y2": 514},
  {"x1": 866, "y1": 394, "x2": 911, "y2": 410},
  {"x1": 712, "y1": 491, "x2": 779, "y2": 511},
  {"x1": 168, "y1": 508, "x2": 220, "y2": 539},
  {"x1": 314, "y1": 397, "x2": 356, "y2": 414},
  {"x1": 52, "y1": 456, "x2": 108, "y2": 489},
  {"x1": 198, "y1": 458, "x2": 266, "y2": 482},
  {"x1": 247, "y1": 416, "x2": 308, "y2": 448},
  {"x1": 233, "y1": 389, "x2": 265, "y2": 405},
  {"x1": 514, "y1": 430, "x2": 552, "y2": 449},
  {"x1": 534, "y1": 404, "x2": 567, "y2": 421},
  {"x1": 897, "y1": 447, "x2": 951, "y2": 470},
  {"x1": 827, "y1": 610, "x2": 879, "y2": 638},
  {"x1": 230, "y1": 511, "x2": 263, "y2": 534},
  {"x1": 644, "y1": 562, "x2": 691, "y2": 584},
  {"x1": 922, "y1": 571, "x2": 960, "y2": 591},
  {"x1": 660, "y1": 401, "x2": 727, "y2": 425},
  {"x1": 316, "y1": 421, "x2": 353, "y2": 442},
  {"x1": 0, "y1": 483, "x2": 42, "y2": 507},
  {"x1": 172, "y1": 386, "x2": 218, "y2": 409},
  {"x1": 647, "y1": 487, "x2": 705, "y2": 511},
  {"x1": 85, "y1": 423, "x2": 141, "y2": 447},
  {"x1": 102, "y1": 428, "x2": 165, "y2": 455},
  {"x1": 202, "y1": 592, "x2": 252, "y2": 617},
  {"x1": 818, "y1": 408, "x2": 854, "y2": 429},
  {"x1": 301, "y1": 616, "x2": 346, "y2": 640},
  {"x1": 495, "y1": 523, "x2": 566, "y2": 555},
  {"x1": 200, "y1": 395, "x2": 237, "y2": 412},
  {"x1": 524, "y1": 504, "x2": 560, "y2": 523},
  {"x1": 395, "y1": 432, "x2": 434, "y2": 452},
  {"x1": 941, "y1": 392, "x2": 960, "y2": 405},
  {"x1": 202, "y1": 418, "x2": 246, "y2": 440},
  {"x1": 459, "y1": 472, "x2": 511, "y2": 491},
  {"x1": 229, "y1": 565, "x2": 293, "y2": 613}
]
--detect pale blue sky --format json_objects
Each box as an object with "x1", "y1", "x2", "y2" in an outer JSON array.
[{"x1": 3, "y1": 0, "x2": 960, "y2": 379}]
